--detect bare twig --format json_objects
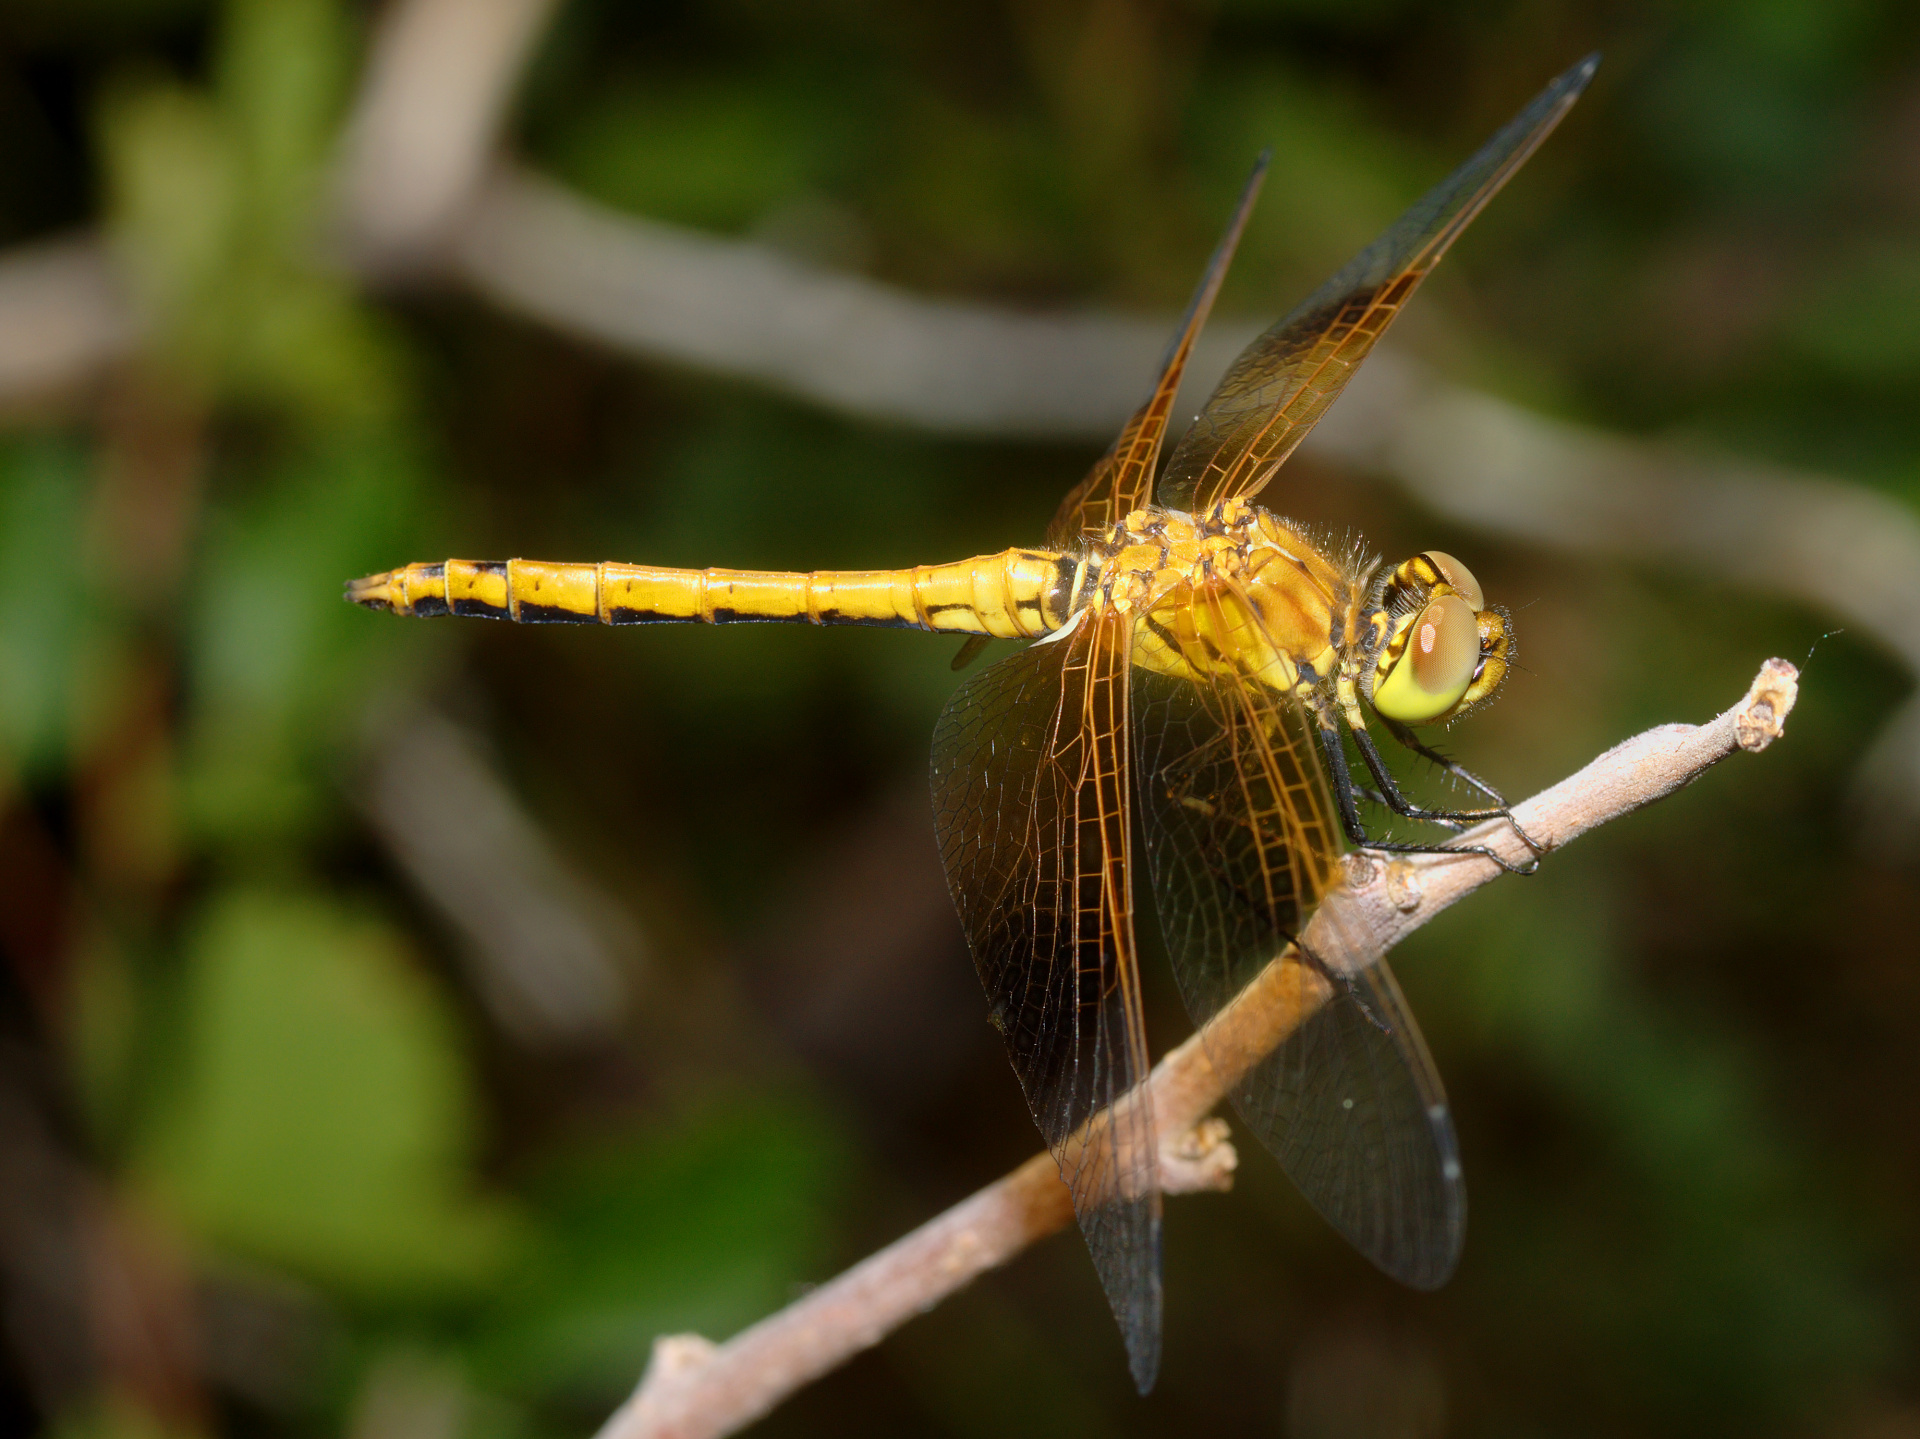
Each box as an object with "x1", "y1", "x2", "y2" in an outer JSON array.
[
  {"x1": 333, "y1": 0, "x2": 562, "y2": 276},
  {"x1": 452, "y1": 165, "x2": 1261, "y2": 438},
  {"x1": 0, "y1": 237, "x2": 137, "y2": 410},
  {"x1": 594, "y1": 658, "x2": 1800, "y2": 1439},
  {"x1": 356, "y1": 706, "x2": 642, "y2": 1048}
]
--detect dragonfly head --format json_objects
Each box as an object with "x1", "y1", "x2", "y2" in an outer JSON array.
[{"x1": 1368, "y1": 551, "x2": 1512, "y2": 726}]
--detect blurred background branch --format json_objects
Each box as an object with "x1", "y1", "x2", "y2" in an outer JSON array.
[
  {"x1": 356, "y1": 704, "x2": 641, "y2": 1049},
  {"x1": 450, "y1": 163, "x2": 1249, "y2": 438},
  {"x1": 0, "y1": 238, "x2": 136, "y2": 411},
  {"x1": 334, "y1": 0, "x2": 562, "y2": 278}
]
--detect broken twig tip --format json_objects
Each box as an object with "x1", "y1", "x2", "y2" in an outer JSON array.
[
  {"x1": 1736, "y1": 658, "x2": 1799, "y2": 753},
  {"x1": 1159, "y1": 1117, "x2": 1238, "y2": 1194}
]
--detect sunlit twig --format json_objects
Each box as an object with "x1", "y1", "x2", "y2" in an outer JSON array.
[{"x1": 594, "y1": 659, "x2": 1800, "y2": 1439}]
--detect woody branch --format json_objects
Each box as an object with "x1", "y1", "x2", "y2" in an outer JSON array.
[{"x1": 595, "y1": 657, "x2": 1801, "y2": 1439}]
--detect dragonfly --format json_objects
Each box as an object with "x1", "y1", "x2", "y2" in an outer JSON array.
[{"x1": 349, "y1": 56, "x2": 1595, "y2": 1392}]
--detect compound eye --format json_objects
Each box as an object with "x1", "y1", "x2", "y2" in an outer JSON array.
[
  {"x1": 1373, "y1": 593, "x2": 1480, "y2": 724},
  {"x1": 1422, "y1": 551, "x2": 1484, "y2": 610}
]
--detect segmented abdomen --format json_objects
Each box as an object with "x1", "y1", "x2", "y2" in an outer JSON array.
[{"x1": 347, "y1": 551, "x2": 1082, "y2": 639}]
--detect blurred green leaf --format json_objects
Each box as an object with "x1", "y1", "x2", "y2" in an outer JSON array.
[
  {"x1": 183, "y1": 430, "x2": 429, "y2": 849},
  {"x1": 98, "y1": 0, "x2": 403, "y2": 424},
  {"x1": 49, "y1": 1393, "x2": 201, "y2": 1439},
  {"x1": 217, "y1": 0, "x2": 353, "y2": 224},
  {"x1": 139, "y1": 888, "x2": 519, "y2": 1299},
  {"x1": 97, "y1": 75, "x2": 236, "y2": 389},
  {"x1": 68, "y1": 933, "x2": 144, "y2": 1151},
  {"x1": 0, "y1": 436, "x2": 90, "y2": 779},
  {"x1": 544, "y1": 71, "x2": 857, "y2": 234},
  {"x1": 1790, "y1": 243, "x2": 1920, "y2": 382},
  {"x1": 1185, "y1": 63, "x2": 1418, "y2": 293},
  {"x1": 1633, "y1": 21, "x2": 1866, "y2": 203}
]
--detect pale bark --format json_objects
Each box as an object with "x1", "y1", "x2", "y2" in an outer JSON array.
[{"x1": 595, "y1": 659, "x2": 1800, "y2": 1439}]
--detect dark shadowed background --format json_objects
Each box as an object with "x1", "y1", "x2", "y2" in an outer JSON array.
[{"x1": 2, "y1": 2, "x2": 1919, "y2": 1436}]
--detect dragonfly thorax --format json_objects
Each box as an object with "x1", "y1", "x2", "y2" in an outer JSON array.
[
  {"x1": 1068, "y1": 505, "x2": 1513, "y2": 730},
  {"x1": 1073, "y1": 500, "x2": 1376, "y2": 701}
]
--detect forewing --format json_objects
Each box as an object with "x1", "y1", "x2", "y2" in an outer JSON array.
[
  {"x1": 931, "y1": 610, "x2": 1162, "y2": 1388},
  {"x1": 1046, "y1": 156, "x2": 1268, "y2": 547},
  {"x1": 1131, "y1": 630, "x2": 1465, "y2": 1287},
  {"x1": 1157, "y1": 54, "x2": 1597, "y2": 514}
]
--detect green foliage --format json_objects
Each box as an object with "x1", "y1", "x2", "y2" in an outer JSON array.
[
  {"x1": 138, "y1": 888, "x2": 519, "y2": 1299},
  {"x1": 183, "y1": 432, "x2": 429, "y2": 852},
  {"x1": 1418, "y1": 866, "x2": 1888, "y2": 1425},
  {"x1": 98, "y1": 0, "x2": 402, "y2": 423},
  {"x1": 547, "y1": 70, "x2": 861, "y2": 235},
  {"x1": 1790, "y1": 243, "x2": 1920, "y2": 384},
  {"x1": 0, "y1": 439, "x2": 91, "y2": 781},
  {"x1": 1182, "y1": 64, "x2": 1422, "y2": 301}
]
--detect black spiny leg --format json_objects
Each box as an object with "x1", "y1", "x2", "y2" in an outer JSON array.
[
  {"x1": 1378, "y1": 715, "x2": 1505, "y2": 808},
  {"x1": 1349, "y1": 779, "x2": 1395, "y2": 812},
  {"x1": 1353, "y1": 778, "x2": 1468, "y2": 832},
  {"x1": 1315, "y1": 722, "x2": 1536, "y2": 875},
  {"x1": 1374, "y1": 715, "x2": 1547, "y2": 856},
  {"x1": 1350, "y1": 722, "x2": 1506, "y2": 827},
  {"x1": 1262, "y1": 743, "x2": 1402, "y2": 1030}
]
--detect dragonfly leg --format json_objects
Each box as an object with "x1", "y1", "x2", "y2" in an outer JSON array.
[
  {"x1": 1351, "y1": 777, "x2": 1470, "y2": 833},
  {"x1": 1352, "y1": 724, "x2": 1544, "y2": 863},
  {"x1": 1350, "y1": 780, "x2": 1392, "y2": 811},
  {"x1": 1374, "y1": 717, "x2": 1550, "y2": 856},
  {"x1": 1317, "y1": 723, "x2": 1537, "y2": 875},
  {"x1": 1378, "y1": 716, "x2": 1505, "y2": 806},
  {"x1": 1351, "y1": 723, "x2": 1503, "y2": 826},
  {"x1": 950, "y1": 634, "x2": 994, "y2": 671}
]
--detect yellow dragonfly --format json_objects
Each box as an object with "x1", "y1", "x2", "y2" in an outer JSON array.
[{"x1": 350, "y1": 56, "x2": 1595, "y2": 1391}]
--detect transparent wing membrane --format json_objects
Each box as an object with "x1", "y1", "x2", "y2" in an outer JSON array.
[
  {"x1": 1046, "y1": 156, "x2": 1269, "y2": 546},
  {"x1": 1231, "y1": 955, "x2": 1465, "y2": 1288},
  {"x1": 931, "y1": 612, "x2": 1162, "y2": 1390},
  {"x1": 1131, "y1": 635, "x2": 1465, "y2": 1288},
  {"x1": 1156, "y1": 55, "x2": 1597, "y2": 514}
]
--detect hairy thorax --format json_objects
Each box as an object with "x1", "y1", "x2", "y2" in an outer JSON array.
[{"x1": 1073, "y1": 499, "x2": 1378, "y2": 700}]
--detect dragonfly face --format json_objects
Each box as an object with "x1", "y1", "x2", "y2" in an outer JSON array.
[
  {"x1": 348, "y1": 54, "x2": 1595, "y2": 1396},
  {"x1": 1367, "y1": 550, "x2": 1513, "y2": 725}
]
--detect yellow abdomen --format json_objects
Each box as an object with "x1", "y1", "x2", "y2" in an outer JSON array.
[{"x1": 347, "y1": 549, "x2": 1081, "y2": 640}]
